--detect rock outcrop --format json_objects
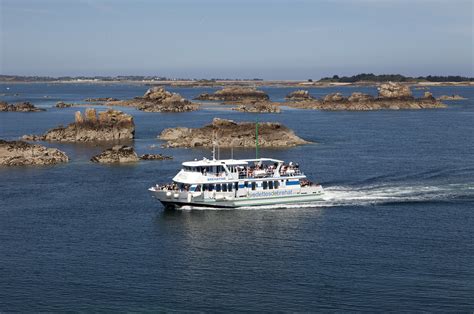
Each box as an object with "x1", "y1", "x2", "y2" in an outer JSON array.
[
  {"x1": 348, "y1": 92, "x2": 374, "y2": 102},
  {"x1": 55, "y1": 101, "x2": 76, "y2": 108},
  {"x1": 233, "y1": 101, "x2": 281, "y2": 113},
  {"x1": 108, "y1": 87, "x2": 199, "y2": 112},
  {"x1": 140, "y1": 153, "x2": 173, "y2": 160},
  {"x1": 159, "y1": 118, "x2": 308, "y2": 148},
  {"x1": 90, "y1": 145, "x2": 139, "y2": 163},
  {"x1": 195, "y1": 87, "x2": 269, "y2": 102},
  {"x1": 323, "y1": 93, "x2": 345, "y2": 102},
  {"x1": 0, "y1": 140, "x2": 68, "y2": 166},
  {"x1": 438, "y1": 94, "x2": 467, "y2": 100},
  {"x1": 285, "y1": 82, "x2": 446, "y2": 110},
  {"x1": 85, "y1": 97, "x2": 118, "y2": 102},
  {"x1": 377, "y1": 82, "x2": 412, "y2": 99},
  {"x1": 0, "y1": 101, "x2": 45, "y2": 112},
  {"x1": 285, "y1": 90, "x2": 314, "y2": 101},
  {"x1": 90, "y1": 145, "x2": 173, "y2": 163},
  {"x1": 23, "y1": 108, "x2": 135, "y2": 142}
]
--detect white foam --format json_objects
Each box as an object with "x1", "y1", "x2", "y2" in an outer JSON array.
[{"x1": 176, "y1": 182, "x2": 474, "y2": 210}]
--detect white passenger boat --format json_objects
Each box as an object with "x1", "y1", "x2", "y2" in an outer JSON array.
[{"x1": 149, "y1": 156, "x2": 324, "y2": 209}]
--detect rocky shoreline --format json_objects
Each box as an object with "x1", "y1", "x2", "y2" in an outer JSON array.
[
  {"x1": 0, "y1": 140, "x2": 68, "y2": 166},
  {"x1": 0, "y1": 101, "x2": 45, "y2": 112},
  {"x1": 85, "y1": 97, "x2": 118, "y2": 102},
  {"x1": 23, "y1": 108, "x2": 135, "y2": 142},
  {"x1": 159, "y1": 118, "x2": 308, "y2": 148},
  {"x1": 284, "y1": 82, "x2": 446, "y2": 110}
]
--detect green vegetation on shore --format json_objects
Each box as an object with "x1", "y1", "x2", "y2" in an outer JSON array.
[{"x1": 318, "y1": 73, "x2": 474, "y2": 83}]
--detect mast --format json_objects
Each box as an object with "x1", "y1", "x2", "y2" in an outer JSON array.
[
  {"x1": 255, "y1": 118, "x2": 259, "y2": 159},
  {"x1": 212, "y1": 131, "x2": 216, "y2": 160}
]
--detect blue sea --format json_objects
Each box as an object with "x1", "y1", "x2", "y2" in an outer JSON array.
[{"x1": 0, "y1": 83, "x2": 473, "y2": 311}]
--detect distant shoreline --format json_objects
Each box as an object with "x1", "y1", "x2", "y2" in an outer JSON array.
[{"x1": 0, "y1": 80, "x2": 472, "y2": 88}]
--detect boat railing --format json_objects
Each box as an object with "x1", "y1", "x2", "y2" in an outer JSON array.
[
  {"x1": 180, "y1": 167, "x2": 304, "y2": 180},
  {"x1": 237, "y1": 168, "x2": 303, "y2": 179}
]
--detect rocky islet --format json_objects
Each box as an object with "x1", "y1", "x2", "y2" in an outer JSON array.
[
  {"x1": 23, "y1": 108, "x2": 135, "y2": 142},
  {"x1": 285, "y1": 82, "x2": 446, "y2": 110},
  {"x1": 0, "y1": 101, "x2": 45, "y2": 112},
  {"x1": 0, "y1": 140, "x2": 68, "y2": 166},
  {"x1": 159, "y1": 118, "x2": 308, "y2": 148}
]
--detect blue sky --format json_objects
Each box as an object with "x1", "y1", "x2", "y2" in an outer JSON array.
[{"x1": 1, "y1": 0, "x2": 472, "y2": 79}]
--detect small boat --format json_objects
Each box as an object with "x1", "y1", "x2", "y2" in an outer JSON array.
[{"x1": 149, "y1": 157, "x2": 323, "y2": 209}]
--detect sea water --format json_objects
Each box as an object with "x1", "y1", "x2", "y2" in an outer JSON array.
[{"x1": 0, "y1": 83, "x2": 473, "y2": 311}]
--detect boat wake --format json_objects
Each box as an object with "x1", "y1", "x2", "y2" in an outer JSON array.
[
  {"x1": 320, "y1": 182, "x2": 474, "y2": 207},
  {"x1": 178, "y1": 182, "x2": 474, "y2": 210}
]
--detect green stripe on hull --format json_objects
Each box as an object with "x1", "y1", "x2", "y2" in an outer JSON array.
[
  {"x1": 228, "y1": 193, "x2": 324, "y2": 207},
  {"x1": 160, "y1": 193, "x2": 324, "y2": 208}
]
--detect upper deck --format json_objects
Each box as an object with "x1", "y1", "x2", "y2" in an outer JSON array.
[{"x1": 174, "y1": 157, "x2": 304, "y2": 184}]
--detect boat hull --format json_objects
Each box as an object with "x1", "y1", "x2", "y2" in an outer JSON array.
[{"x1": 150, "y1": 189, "x2": 324, "y2": 209}]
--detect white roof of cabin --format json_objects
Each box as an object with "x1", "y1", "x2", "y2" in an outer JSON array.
[{"x1": 182, "y1": 158, "x2": 283, "y2": 167}]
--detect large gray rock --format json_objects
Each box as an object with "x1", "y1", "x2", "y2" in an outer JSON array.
[
  {"x1": 159, "y1": 118, "x2": 308, "y2": 148},
  {"x1": 378, "y1": 82, "x2": 412, "y2": 99},
  {"x1": 0, "y1": 140, "x2": 68, "y2": 166},
  {"x1": 23, "y1": 109, "x2": 135, "y2": 142}
]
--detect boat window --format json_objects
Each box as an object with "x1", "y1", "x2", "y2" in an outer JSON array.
[
  {"x1": 195, "y1": 185, "x2": 201, "y2": 192},
  {"x1": 244, "y1": 181, "x2": 249, "y2": 188},
  {"x1": 222, "y1": 184, "x2": 227, "y2": 192},
  {"x1": 216, "y1": 184, "x2": 221, "y2": 192},
  {"x1": 209, "y1": 184, "x2": 214, "y2": 191},
  {"x1": 234, "y1": 182, "x2": 239, "y2": 190},
  {"x1": 268, "y1": 181, "x2": 273, "y2": 189},
  {"x1": 274, "y1": 181, "x2": 279, "y2": 189},
  {"x1": 203, "y1": 184, "x2": 208, "y2": 191},
  {"x1": 228, "y1": 183, "x2": 233, "y2": 192},
  {"x1": 251, "y1": 182, "x2": 256, "y2": 190},
  {"x1": 263, "y1": 181, "x2": 268, "y2": 190}
]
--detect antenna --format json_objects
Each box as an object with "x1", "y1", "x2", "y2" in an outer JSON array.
[
  {"x1": 255, "y1": 118, "x2": 259, "y2": 159},
  {"x1": 212, "y1": 131, "x2": 216, "y2": 160}
]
